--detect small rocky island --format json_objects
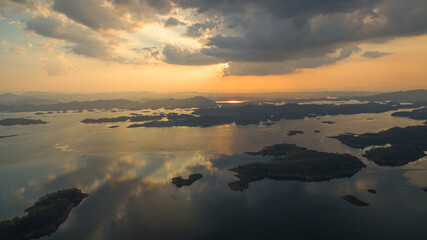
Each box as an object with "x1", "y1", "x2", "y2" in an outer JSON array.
[
  {"x1": 0, "y1": 135, "x2": 17, "y2": 139},
  {"x1": 172, "y1": 174, "x2": 203, "y2": 187},
  {"x1": 0, "y1": 188, "x2": 89, "y2": 240},
  {"x1": 0, "y1": 118, "x2": 48, "y2": 126},
  {"x1": 367, "y1": 189, "x2": 377, "y2": 194},
  {"x1": 287, "y1": 130, "x2": 304, "y2": 136},
  {"x1": 228, "y1": 144, "x2": 366, "y2": 191},
  {"x1": 342, "y1": 195, "x2": 369, "y2": 207}
]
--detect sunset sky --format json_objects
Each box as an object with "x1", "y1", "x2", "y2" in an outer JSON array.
[{"x1": 1, "y1": 0, "x2": 426, "y2": 93}]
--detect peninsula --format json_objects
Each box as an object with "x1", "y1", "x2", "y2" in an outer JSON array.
[
  {"x1": 333, "y1": 124, "x2": 427, "y2": 166},
  {"x1": 0, "y1": 188, "x2": 89, "y2": 240}
]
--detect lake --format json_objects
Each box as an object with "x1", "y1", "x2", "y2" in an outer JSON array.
[{"x1": 0, "y1": 109, "x2": 426, "y2": 240}]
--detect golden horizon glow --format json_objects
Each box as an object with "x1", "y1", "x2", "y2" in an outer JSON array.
[{"x1": 1, "y1": 34, "x2": 427, "y2": 93}]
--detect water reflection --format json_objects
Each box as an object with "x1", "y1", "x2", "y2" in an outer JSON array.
[{"x1": 0, "y1": 110, "x2": 426, "y2": 239}]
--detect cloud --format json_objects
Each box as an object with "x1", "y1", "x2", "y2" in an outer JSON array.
[
  {"x1": 26, "y1": 16, "x2": 125, "y2": 60},
  {"x1": 52, "y1": 0, "x2": 134, "y2": 31},
  {"x1": 34, "y1": 39, "x2": 77, "y2": 75},
  {"x1": 183, "y1": 21, "x2": 216, "y2": 38},
  {"x1": 224, "y1": 46, "x2": 361, "y2": 76},
  {"x1": 164, "y1": 17, "x2": 186, "y2": 28},
  {"x1": 3, "y1": 0, "x2": 427, "y2": 76},
  {"x1": 362, "y1": 50, "x2": 391, "y2": 58},
  {"x1": 7, "y1": 44, "x2": 26, "y2": 55},
  {"x1": 52, "y1": 0, "x2": 174, "y2": 31},
  {"x1": 171, "y1": 0, "x2": 427, "y2": 75},
  {"x1": 131, "y1": 47, "x2": 161, "y2": 63},
  {"x1": 0, "y1": 40, "x2": 26, "y2": 55},
  {"x1": 40, "y1": 52, "x2": 76, "y2": 76},
  {"x1": 162, "y1": 44, "x2": 222, "y2": 65}
]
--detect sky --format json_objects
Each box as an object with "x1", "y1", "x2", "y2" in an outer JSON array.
[{"x1": 0, "y1": 0, "x2": 426, "y2": 93}]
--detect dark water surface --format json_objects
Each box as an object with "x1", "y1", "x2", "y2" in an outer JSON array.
[{"x1": 1, "y1": 109, "x2": 426, "y2": 240}]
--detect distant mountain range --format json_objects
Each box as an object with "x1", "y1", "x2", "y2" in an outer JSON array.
[
  {"x1": 0, "y1": 93, "x2": 58, "y2": 105},
  {"x1": 357, "y1": 89, "x2": 427, "y2": 102},
  {"x1": 141, "y1": 96, "x2": 216, "y2": 109},
  {"x1": 0, "y1": 89, "x2": 425, "y2": 113},
  {"x1": 0, "y1": 97, "x2": 217, "y2": 112},
  {"x1": 0, "y1": 90, "x2": 379, "y2": 104}
]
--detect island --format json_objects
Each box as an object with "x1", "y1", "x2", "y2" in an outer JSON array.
[
  {"x1": 81, "y1": 115, "x2": 163, "y2": 124},
  {"x1": 342, "y1": 195, "x2": 369, "y2": 207},
  {"x1": 333, "y1": 124, "x2": 427, "y2": 166},
  {"x1": 287, "y1": 130, "x2": 304, "y2": 136},
  {"x1": 228, "y1": 143, "x2": 366, "y2": 191},
  {"x1": 262, "y1": 122, "x2": 275, "y2": 126},
  {"x1": 81, "y1": 116, "x2": 130, "y2": 123},
  {"x1": 392, "y1": 107, "x2": 427, "y2": 120},
  {"x1": 0, "y1": 118, "x2": 48, "y2": 126},
  {"x1": 0, "y1": 188, "x2": 89, "y2": 240},
  {"x1": 368, "y1": 189, "x2": 377, "y2": 194},
  {"x1": 0, "y1": 135, "x2": 17, "y2": 139},
  {"x1": 172, "y1": 174, "x2": 203, "y2": 187},
  {"x1": 321, "y1": 121, "x2": 336, "y2": 124}
]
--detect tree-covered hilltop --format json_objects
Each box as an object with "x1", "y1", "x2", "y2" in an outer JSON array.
[
  {"x1": 0, "y1": 188, "x2": 89, "y2": 240},
  {"x1": 363, "y1": 143, "x2": 426, "y2": 166},
  {"x1": 333, "y1": 125, "x2": 427, "y2": 166},
  {"x1": 229, "y1": 144, "x2": 365, "y2": 191}
]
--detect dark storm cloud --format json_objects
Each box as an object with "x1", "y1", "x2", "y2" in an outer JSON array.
[
  {"x1": 162, "y1": 44, "x2": 223, "y2": 65},
  {"x1": 183, "y1": 21, "x2": 216, "y2": 38},
  {"x1": 26, "y1": 16, "x2": 122, "y2": 60},
  {"x1": 362, "y1": 51, "x2": 391, "y2": 58},
  {"x1": 7, "y1": 0, "x2": 427, "y2": 75},
  {"x1": 168, "y1": 0, "x2": 427, "y2": 75},
  {"x1": 223, "y1": 46, "x2": 361, "y2": 76},
  {"x1": 52, "y1": 0, "x2": 132, "y2": 31},
  {"x1": 164, "y1": 17, "x2": 186, "y2": 28},
  {"x1": 53, "y1": 0, "x2": 174, "y2": 31},
  {"x1": 173, "y1": 0, "x2": 380, "y2": 17},
  {"x1": 10, "y1": 0, "x2": 27, "y2": 4}
]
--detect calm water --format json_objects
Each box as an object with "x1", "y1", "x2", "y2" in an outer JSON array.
[{"x1": 1, "y1": 109, "x2": 426, "y2": 240}]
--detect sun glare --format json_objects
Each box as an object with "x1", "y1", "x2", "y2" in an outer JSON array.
[{"x1": 216, "y1": 100, "x2": 245, "y2": 104}]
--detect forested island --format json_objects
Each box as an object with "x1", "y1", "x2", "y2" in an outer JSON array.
[
  {"x1": 287, "y1": 130, "x2": 304, "y2": 136},
  {"x1": 128, "y1": 102, "x2": 411, "y2": 128},
  {"x1": 333, "y1": 125, "x2": 427, "y2": 166},
  {"x1": 172, "y1": 174, "x2": 203, "y2": 187},
  {"x1": 0, "y1": 135, "x2": 17, "y2": 139},
  {"x1": 228, "y1": 144, "x2": 365, "y2": 191},
  {"x1": 392, "y1": 107, "x2": 427, "y2": 120},
  {"x1": 342, "y1": 195, "x2": 369, "y2": 207},
  {"x1": 0, "y1": 188, "x2": 88, "y2": 240},
  {"x1": 81, "y1": 114, "x2": 164, "y2": 123},
  {"x1": 0, "y1": 118, "x2": 48, "y2": 126}
]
